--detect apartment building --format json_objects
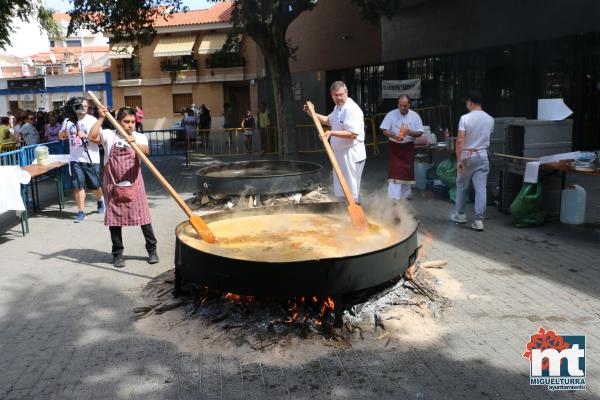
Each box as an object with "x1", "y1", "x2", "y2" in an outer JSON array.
[
  {"x1": 110, "y1": 1, "x2": 258, "y2": 130},
  {"x1": 0, "y1": 12, "x2": 111, "y2": 114}
]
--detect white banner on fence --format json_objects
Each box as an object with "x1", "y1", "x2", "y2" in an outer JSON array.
[{"x1": 382, "y1": 79, "x2": 421, "y2": 99}]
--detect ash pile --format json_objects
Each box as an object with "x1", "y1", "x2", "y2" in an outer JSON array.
[{"x1": 133, "y1": 260, "x2": 449, "y2": 347}]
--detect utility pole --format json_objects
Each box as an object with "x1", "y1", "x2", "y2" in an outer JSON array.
[{"x1": 80, "y1": 28, "x2": 86, "y2": 97}]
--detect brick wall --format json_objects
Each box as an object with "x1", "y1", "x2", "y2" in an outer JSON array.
[{"x1": 287, "y1": 0, "x2": 381, "y2": 74}]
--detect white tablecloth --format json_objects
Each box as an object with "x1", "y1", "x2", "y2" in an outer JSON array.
[{"x1": 0, "y1": 166, "x2": 31, "y2": 214}]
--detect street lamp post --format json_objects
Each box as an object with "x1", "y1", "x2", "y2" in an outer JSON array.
[{"x1": 80, "y1": 29, "x2": 86, "y2": 97}]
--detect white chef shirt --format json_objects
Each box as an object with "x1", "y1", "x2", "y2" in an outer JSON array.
[
  {"x1": 327, "y1": 97, "x2": 366, "y2": 161},
  {"x1": 457, "y1": 110, "x2": 494, "y2": 159},
  {"x1": 379, "y1": 109, "x2": 424, "y2": 144},
  {"x1": 99, "y1": 129, "x2": 149, "y2": 165},
  {"x1": 63, "y1": 114, "x2": 100, "y2": 164}
]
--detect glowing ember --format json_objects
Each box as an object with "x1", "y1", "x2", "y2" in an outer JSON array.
[
  {"x1": 208, "y1": 291, "x2": 338, "y2": 329},
  {"x1": 224, "y1": 292, "x2": 255, "y2": 303}
]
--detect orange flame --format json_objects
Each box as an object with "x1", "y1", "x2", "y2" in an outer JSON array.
[
  {"x1": 418, "y1": 229, "x2": 433, "y2": 260},
  {"x1": 319, "y1": 296, "x2": 335, "y2": 315},
  {"x1": 200, "y1": 286, "x2": 210, "y2": 304},
  {"x1": 224, "y1": 292, "x2": 255, "y2": 303}
]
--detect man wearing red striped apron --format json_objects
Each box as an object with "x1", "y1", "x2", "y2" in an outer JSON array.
[{"x1": 90, "y1": 108, "x2": 158, "y2": 268}]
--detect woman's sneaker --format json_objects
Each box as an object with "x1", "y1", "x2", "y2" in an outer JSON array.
[
  {"x1": 450, "y1": 212, "x2": 467, "y2": 224},
  {"x1": 74, "y1": 210, "x2": 86, "y2": 223},
  {"x1": 472, "y1": 219, "x2": 484, "y2": 231},
  {"x1": 147, "y1": 251, "x2": 159, "y2": 264},
  {"x1": 113, "y1": 255, "x2": 125, "y2": 268}
]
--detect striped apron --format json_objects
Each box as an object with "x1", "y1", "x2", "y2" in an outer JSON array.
[
  {"x1": 388, "y1": 141, "x2": 415, "y2": 184},
  {"x1": 103, "y1": 142, "x2": 151, "y2": 227}
]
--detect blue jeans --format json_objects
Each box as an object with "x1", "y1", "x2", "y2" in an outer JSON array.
[
  {"x1": 455, "y1": 157, "x2": 489, "y2": 220},
  {"x1": 70, "y1": 162, "x2": 101, "y2": 190}
]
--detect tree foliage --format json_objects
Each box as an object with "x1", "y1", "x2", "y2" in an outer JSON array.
[
  {"x1": 68, "y1": 0, "x2": 187, "y2": 44},
  {"x1": 0, "y1": 0, "x2": 61, "y2": 50}
]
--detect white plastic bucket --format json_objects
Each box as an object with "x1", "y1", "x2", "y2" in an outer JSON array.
[
  {"x1": 560, "y1": 184, "x2": 586, "y2": 224},
  {"x1": 414, "y1": 161, "x2": 432, "y2": 190}
]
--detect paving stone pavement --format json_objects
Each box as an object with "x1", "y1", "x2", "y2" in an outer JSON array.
[{"x1": 1, "y1": 151, "x2": 599, "y2": 400}]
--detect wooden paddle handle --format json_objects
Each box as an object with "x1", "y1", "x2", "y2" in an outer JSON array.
[
  {"x1": 493, "y1": 153, "x2": 539, "y2": 161},
  {"x1": 87, "y1": 92, "x2": 195, "y2": 218},
  {"x1": 305, "y1": 101, "x2": 357, "y2": 205}
]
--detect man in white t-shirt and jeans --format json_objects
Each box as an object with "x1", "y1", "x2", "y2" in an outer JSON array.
[
  {"x1": 59, "y1": 97, "x2": 105, "y2": 223},
  {"x1": 450, "y1": 90, "x2": 494, "y2": 231}
]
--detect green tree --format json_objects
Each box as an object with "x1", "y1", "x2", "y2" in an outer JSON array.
[{"x1": 0, "y1": 1, "x2": 61, "y2": 50}]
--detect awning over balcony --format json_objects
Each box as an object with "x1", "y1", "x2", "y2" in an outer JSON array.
[
  {"x1": 198, "y1": 33, "x2": 230, "y2": 54},
  {"x1": 153, "y1": 35, "x2": 197, "y2": 57},
  {"x1": 108, "y1": 43, "x2": 134, "y2": 59}
]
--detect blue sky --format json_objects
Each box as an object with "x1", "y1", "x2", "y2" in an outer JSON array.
[{"x1": 46, "y1": 0, "x2": 211, "y2": 12}]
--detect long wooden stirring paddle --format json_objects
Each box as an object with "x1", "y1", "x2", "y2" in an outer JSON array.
[
  {"x1": 88, "y1": 91, "x2": 216, "y2": 243},
  {"x1": 305, "y1": 101, "x2": 369, "y2": 230}
]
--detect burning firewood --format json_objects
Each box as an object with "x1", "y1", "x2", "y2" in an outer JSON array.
[
  {"x1": 421, "y1": 259, "x2": 448, "y2": 269},
  {"x1": 134, "y1": 263, "x2": 448, "y2": 350}
]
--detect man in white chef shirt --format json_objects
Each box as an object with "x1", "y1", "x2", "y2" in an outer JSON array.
[
  {"x1": 304, "y1": 81, "x2": 366, "y2": 203},
  {"x1": 380, "y1": 95, "x2": 423, "y2": 200},
  {"x1": 450, "y1": 89, "x2": 494, "y2": 231}
]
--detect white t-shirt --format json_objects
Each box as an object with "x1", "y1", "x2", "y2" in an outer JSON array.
[
  {"x1": 327, "y1": 97, "x2": 366, "y2": 161},
  {"x1": 458, "y1": 110, "x2": 494, "y2": 159},
  {"x1": 379, "y1": 109, "x2": 424, "y2": 144},
  {"x1": 99, "y1": 129, "x2": 149, "y2": 165},
  {"x1": 0, "y1": 166, "x2": 31, "y2": 214},
  {"x1": 63, "y1": 114, "x2": 100, "y2": 163}
]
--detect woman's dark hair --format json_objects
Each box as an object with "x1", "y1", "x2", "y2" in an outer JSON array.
[
  {"x1": 186, "y1": 108, "x2": 194, "y2": 116},
  {"x1": 1, "y1": 116, "x2": 9, "y2": 124},
  {"x1": 116, "y1": 107, "x2": 136, "y2": 121}
]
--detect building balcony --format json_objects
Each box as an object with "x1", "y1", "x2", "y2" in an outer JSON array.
[
  {"x1": 205, "y1": 53, "x2": 245, "y2": 69},
  {"x1": 160, "y1": 58, "x2": 198, "y2": 72},
  {"x1": 119, "y1": 65, "x2": 141, "y2": 80}
]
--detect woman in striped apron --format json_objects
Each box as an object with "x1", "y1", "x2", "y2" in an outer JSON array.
[{"x1": 89, "y1": 107, "x2": 158, "y2": 268}]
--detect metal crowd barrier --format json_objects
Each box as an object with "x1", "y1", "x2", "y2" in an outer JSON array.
[
  {"x1": 180, "y1": 120, "x2": 382, "y2": 158},
  {"x1": 0, "y1": 148, "x2": 23, "y2": 166},
  {"x1": 128, "y1": 106, "x2": 451, "y2": 160},
  {"x1": 144, "y1": 129, "x2": 189, "y2": 168}
]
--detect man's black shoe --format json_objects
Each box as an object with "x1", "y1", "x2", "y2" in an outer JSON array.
[
  {"x1": 148, "y1": 251, "x2": 159, "y2": 264},
  {"x1": 113, "y1": 255, "x2": 125, "y2": 268}
]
